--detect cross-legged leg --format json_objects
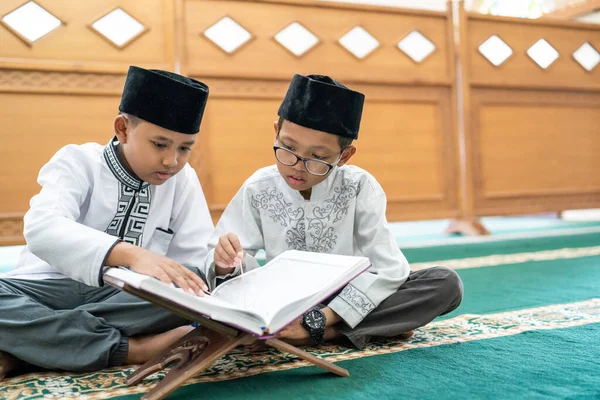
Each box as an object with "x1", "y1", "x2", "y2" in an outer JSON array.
[
  {"x1": 75, "y1": 289, "x2": 191, "y2": 365},
  {"x1": 339, "y1": 267, "x2": 463, "y2": 349},
  {"x1": 0, "y1": 278, "x2": 190, "y2": 375},
  {"x1": 0, "y1": 278, "x2": 121, "y2": 374}
]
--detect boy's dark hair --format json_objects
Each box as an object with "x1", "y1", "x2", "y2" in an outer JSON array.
[
  {"x1": 276, "y1": 117, "x2": 353, "y2": 150},
  {"x1": 118, "y1": 112, "x2": 141, "y2": 128}
]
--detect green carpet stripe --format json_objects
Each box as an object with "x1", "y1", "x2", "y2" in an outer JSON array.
[
  {"x1": 402, "y1": 231, "x2": 600, "y2": 263},
  {"x1": 399, "y1": 226, "x2": 600, "y2": 249},
  {"x1": 442, "y1": 255, "x2": 600, "y2": 319},
  {"x1": 167, "y1": 323, "x2": 599, "y2": 400}
]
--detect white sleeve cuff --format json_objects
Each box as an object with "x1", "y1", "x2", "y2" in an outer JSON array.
[{"x1": 328, "y1": 284, "x2": 376, "y2": 328}]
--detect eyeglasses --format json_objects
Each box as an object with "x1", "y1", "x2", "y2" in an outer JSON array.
[{"x1": 273, "y1": 144, "x2": 344, "y2": 176}]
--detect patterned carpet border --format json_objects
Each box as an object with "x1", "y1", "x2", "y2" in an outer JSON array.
[
  {"x1": 2, "y1": 298, "x2": 599, "y2": 400},
  {"x1": 411, "y1": 246, "x2": 600, "y2": 270}
]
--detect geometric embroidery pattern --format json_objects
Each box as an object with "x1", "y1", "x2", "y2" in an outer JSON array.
[
  {"x1": 103, "y1": 137, "x2": 150, "y2": 190},
  {"x1": 102, "y1": 137, "x2": 151, "y2": 245},
  {"x1": 105, "y1": 183, "x2": 151, "y2": 245}
]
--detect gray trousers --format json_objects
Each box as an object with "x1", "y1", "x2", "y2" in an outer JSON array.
[
  {"x1": 0, "y1": 278, "x2": 187, "y2": 372},
  {"x1": 339, "y1": 267, "x2": 464, "y2": 349}
]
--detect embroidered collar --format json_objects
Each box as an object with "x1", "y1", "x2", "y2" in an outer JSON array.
[{"x1": 103, "y1": 137, "x2": 150, "y2": 190}]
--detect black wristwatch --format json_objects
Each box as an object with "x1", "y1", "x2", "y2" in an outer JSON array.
[{"x1": 301, "y1": 306, "x2": 326, "y2": 345}]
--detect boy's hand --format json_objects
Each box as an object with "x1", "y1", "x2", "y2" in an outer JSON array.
[
  {"x1": 277, "y1": 317, "x2": 309, "y2": 340},
  {"x1": 107, "y1": 242, "x2": 209, "y2": 296},
  {"x1": 214, "y1": 233, "x2": 244, "y2": 276}
]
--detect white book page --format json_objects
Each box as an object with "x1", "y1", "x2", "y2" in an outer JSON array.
[
  {"x1": 106, "y1": 268, "x2": 243, "y2": 312},
  {"x1": 105, "y1": 267, "x2": 144, "y2": 288},
  {"x1": 104, "y1": 251, "x2": 369, "y2": 335},
  {"x1": 105, "y1": 268, "x2": 268, "y2": 334},
  {"x1": 212, "y1": 257, "x2": 352, "y2": 326}
]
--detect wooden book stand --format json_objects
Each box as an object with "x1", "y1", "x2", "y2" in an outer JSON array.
[{"x1": 108, "y1": 280, "x2": 350, "y2": 400}]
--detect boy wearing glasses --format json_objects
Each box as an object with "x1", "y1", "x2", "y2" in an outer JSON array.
[{"x1": 203, "y1": 74, "x2": 463, "y2": 349}]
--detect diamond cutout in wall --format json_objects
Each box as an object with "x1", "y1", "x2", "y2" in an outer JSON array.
[
  {"x1": 527, "y1": 39, "x2": 559, "y2": 69},
  {"x1": 573, "y1": 42, "x2": 600, "y2": 72},
  {"x1": 478, "y1": 35, "x2": 513, "y2": 67},
  {"x1": 338, "y1": 26, "x2": 379, "y2": 59},
  {"x1": 397, "y1": 31, "x2": 436, "y2": 63},
  {"x1": 1, "y1": 1, "x2": 62, "y2": 45},
  {"x1": 204, "y1": 16, "x2": 252, "y2": 54},
  {"x1": 274, "y1": 22, "x2": 319, "y2": 57},
  {"x1": 90, "y1": 8, "x2": 146, "y2": 49}
]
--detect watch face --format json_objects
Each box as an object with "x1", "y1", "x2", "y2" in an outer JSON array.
[{"x1": 305, "y1": 310, "x2": 325, "y2": 329}]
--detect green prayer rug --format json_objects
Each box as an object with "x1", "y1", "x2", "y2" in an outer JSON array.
[
  {"x1": 3, "y1": 300, "x2": 598, "y2": 399},
  {"x1": 2, "y1": 233, "x2": 599, "y2": 399}
]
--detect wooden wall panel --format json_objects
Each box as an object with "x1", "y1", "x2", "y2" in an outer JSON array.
[
  {"x1": 183, "y1": 0, "x2": 458, "y2": 222},
  {"x1": 0, "y1": 213, "x2": 23, "y2": 246},
  {"x1": 193, "y1": 77, "x2": 459, "y2": 222},
  {"x1": 352, "y1": 86, "x2": 458, "y2": 220},
  {"x1": 183, "y1": 0, "x2": 452, "y2": 85},
  {"x1": 0, "y1": 0, "x2": 174, "y2": 72},
  {"x1": 471, "y1": 88, "x2": 600, "y2": 215},
  {"x1": 0, "y1": 92, "x2": 122, "y2": 212},
  {"x1": 468, "y1": 15, "x2": 600, "y2": 90},
  {"x1": 0, "y1": 0, "x2": 459, "y2": 243},
  {"x1": 0, "y1": 0, "x2": 173, "y2": 243},
  {"x1": 356, "y1": 103, "x2": 444, "y2": 198},
  {"x1": 459, "y1": 8, "x2": 600, "y2": 222},
  {"x1": 197, "y1": 97, "x2": 282, "y2": 209}
]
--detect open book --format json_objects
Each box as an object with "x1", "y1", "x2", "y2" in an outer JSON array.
[{"x1": 104, "y1": 250, "x2": 371, "y2": 337}]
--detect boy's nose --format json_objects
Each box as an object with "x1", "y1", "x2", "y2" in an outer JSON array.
[
  {"x1": 162, "y1": 154, "x2": 178, "y2": 168},
  {"x1": 292, "y1": 160, "x2": 306, "y2": 172}
]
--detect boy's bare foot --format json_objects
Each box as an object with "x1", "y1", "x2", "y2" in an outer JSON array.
[
  {"x1": 0, "y1": 351, "x2": 23, "y2": 382},
  {"x1": 398, "y1": 330, "x2": 415, "y2": 340},
  {"x1": 126, "y1": 325, "x2": 195, "y2": 365},
  {"x1": 231, "y1": 340, "x2": 270, "y2": 354}
]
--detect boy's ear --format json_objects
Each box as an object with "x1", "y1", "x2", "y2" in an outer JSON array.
[
  {"x1": 337, "y1": 145, "x2": 356, "y2": 167},
  {"x1": 273, "y1": 120, "x2": 279, "y2": 134},
  {"x1": 114, "y1": 115, "x2": 129, "y2": 144}
]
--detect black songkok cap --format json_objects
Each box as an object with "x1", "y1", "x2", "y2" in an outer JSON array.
[
  {"x1": 277, "y1": 74, "x2": 365, "y2": 139},
  {"x1": 119, "y1": 66, "x2": 209, "y2": 134}
]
